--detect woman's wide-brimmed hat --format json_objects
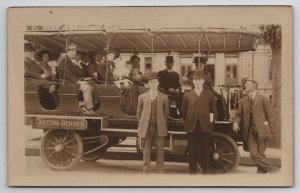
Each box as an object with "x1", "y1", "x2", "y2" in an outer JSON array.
[{"x1": 36, "y1": 48, "x2": 52, "y2": 60}]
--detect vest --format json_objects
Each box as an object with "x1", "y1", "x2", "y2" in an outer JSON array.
[
  {"x1": 194, "y1": 92, "x2": 202, "y2": 131},
  {"x1": 149, "y1": 97, "x2": 157, "y2": 129}
]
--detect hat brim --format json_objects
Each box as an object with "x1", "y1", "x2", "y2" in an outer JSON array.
[{"x1": 36, "y1": 48, "x2": 52, "y2": 60}]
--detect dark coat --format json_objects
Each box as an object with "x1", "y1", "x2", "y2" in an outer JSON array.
[
  {"x1": 158, "y1": 69, "x2": 180, "y2": 92},
  {"x1": 137, "y1": 91, "x2": 170, "y2": 138},
  {"x1": 58, "y1": 56, "x2": 89, "y2": 83},
  {"x1": 181, "y1": 88, "x2": 217, "y2": 133},
  {"x1": 234, "y1": 93, "x2": 273, "y2": 142},
  {"x1": 24, "y1": 57, "x2": 53, "y2": 89},
  {"x1": 96, "y1": 60, "x2": 116, "y2": 81}
]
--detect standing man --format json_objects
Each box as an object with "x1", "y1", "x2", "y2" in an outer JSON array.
[
  {"x1": 233, "y1": 79, "x2": 278, "y2": 173},
  {"x1": 182, "y1": 70, "x2": 217, "y2": 174},
  {"x1": 158, "y1": 56, "x2": 181, "y2": 114},
  {"x1": 137, "y1": 72, "x2": 169, "y2": 174}
]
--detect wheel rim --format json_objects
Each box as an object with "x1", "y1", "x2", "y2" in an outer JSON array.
[
  {"x1": 40, "y1": 130, "x2": 83, "y2": 170},
  {"x1": 81, "y1": 139, "x2": 107, "y2": 161},
  {"x1": 210, "y1": 133, "x2": 240, "y2": 173}
]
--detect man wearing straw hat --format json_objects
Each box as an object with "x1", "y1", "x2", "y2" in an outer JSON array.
[
  {"x1": 233, "y1": 79, "x2": 279, "y2": 173},
  {"x1": 137, "y1": 72, "x2": 169, "y2": 174},
  {"x1": 60, "y1": 43, "x2": 97, "y2": 114}
]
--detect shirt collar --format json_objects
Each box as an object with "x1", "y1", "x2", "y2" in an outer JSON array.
[
  {"x1": 195, "y1": 88, "x2": 202, "y2": 96},
  {"x1": 249, "y1": 91, "x2": 256, "y2": 99},
  {"x1": 149, "y1": 89, "x2": 158, "y2": 99}
]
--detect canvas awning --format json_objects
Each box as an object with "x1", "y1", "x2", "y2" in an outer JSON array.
[{"x1": 24, "y1": 27, "x2": 259, "y2": 54}]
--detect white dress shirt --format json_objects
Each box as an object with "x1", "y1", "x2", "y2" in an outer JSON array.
[{"x1": 149, "y1": 89, "x2": 158, "y2": 101}]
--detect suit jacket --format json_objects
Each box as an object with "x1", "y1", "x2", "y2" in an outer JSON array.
[
  {"x1": 58, "y1": 56, "x2": 88, "y2": 83},
  {"x1": 97, "y1": 60, "x2": 116, "y2": 81},
  {"x1": 181, "y1": 88, "x2": 217, "y2": 133},
  {"x1": 234, "y1": 93, "x2": 273, "y2": 142},
  {"x1": 158, "y1": 69, "x2": 180, "y2": 92},
  {"x1": 137, "y1": 91, "x2": 170, "y2": 138},
  {"x1": 24, "y1": 57, "x2": 53, "y2": 89}
]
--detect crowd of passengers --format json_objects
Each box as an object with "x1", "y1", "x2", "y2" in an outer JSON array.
[{"x1": 24, "y1": 42, "x2": 214, "y2": 115}]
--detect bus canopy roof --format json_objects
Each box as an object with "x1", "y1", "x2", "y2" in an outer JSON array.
[{"x1": 24, "y1": 27, "x2": 259, "y2": 54}]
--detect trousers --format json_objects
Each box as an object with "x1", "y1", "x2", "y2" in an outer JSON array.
[
  {"x1": 143, "y1": 124, "x2": 165, "y2": 174},
  {"x1": 187, "y1": 121, "x2": 212, "y2": 174},
  {"x1": 78, "y1": 81, "x2": 94, "y2": 109},
  {"x1": 248, "y1": 126, "x2": 277, "y2": 173}
]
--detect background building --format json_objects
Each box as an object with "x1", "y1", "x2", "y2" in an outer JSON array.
[{"x1": 119, "y1": 43, "x2": 273, "y2": 99}]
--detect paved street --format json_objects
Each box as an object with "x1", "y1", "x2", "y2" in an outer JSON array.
[
  {"x1": 21, "y1": 126, "x2": 282, "y2": 186},
  {"x1": 23, "y1": 156, "x2": 262, "y2": 186}
]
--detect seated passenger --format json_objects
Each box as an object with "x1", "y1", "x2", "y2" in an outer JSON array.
[
  {"x1": 114, "y1": 61, "x2": 140, "y2": 115},
  {"x1": 36, "y1": 48, "x2": 58, "y2": 81},
  {"x1": 58, "y1": 43, "x2": 98, "y2": 114},
  {"x1": 87, "y1": 50, "x2": 103, "y2": 80},
  {"x1": 129, "y1": 54, "x2": 146, "y2": 86},
  {"x1": 24, "y1": 43, "x2": 56, "y2": 95},
  {"x1": 130, "y1": 53, "x2": 141, "y2": 71},
  {"x1": 94, "y1": 47, "x2": 118, "y2": 82},
  {"x1": 158, "y1": 56, "x2": 182, "y2": 116}
]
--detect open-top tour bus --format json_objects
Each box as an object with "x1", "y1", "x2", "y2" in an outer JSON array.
[{"x1": 24, "y1": 26, "x2": 259, "y2": 172}]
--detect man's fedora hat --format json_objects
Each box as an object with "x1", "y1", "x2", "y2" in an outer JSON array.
[
  {"x1": 130, "y1": 53, "x2": 140, "y2": 62},
  {"x1": 244, "y1": 78, "x2": 259, "y2": 87},
  {"x1": 146, "y1": 71, "x2": 160, "y2": 81},
  {"x1": 193, "y1": 56, "x2": 208, "y2": 64},
  {"x1": 67, "y1": 43, "x2": 78, "y2": 50},
  {"x1": 104, "y1": 46, "x2": 118, "y2": 55},
  {"x1": 165, "y1": 56, "x2": 175, "y2": 63}
]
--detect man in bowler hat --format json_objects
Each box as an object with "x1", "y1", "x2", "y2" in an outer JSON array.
[
  {"x1": 182, "y1": 70, "x2": 217, "y2": 174},
  {"x1": 158, "y1": 56, "x2": 182, "y2": 115},
  {"x1": 233, "y1": 79, "x2": 278, "y2": 173},
  {"x1": 185, "y1": 56, "x2": 212, "y2": 88},
  {"x1": 137, "y1": 72, "x2": 169, "y2": 174}
]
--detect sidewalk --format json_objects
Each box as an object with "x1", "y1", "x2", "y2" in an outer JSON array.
[{"x1": 25, "y1": 137, "x2": 281, "y2": 167}]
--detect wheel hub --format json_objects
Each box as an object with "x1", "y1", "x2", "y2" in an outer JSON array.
[
  {"x1": 54, "y1": 144, "x2": 64, "y2": 152},
  {"x1": 212, "y1": 151, "x2": 221, "y2": 160}
]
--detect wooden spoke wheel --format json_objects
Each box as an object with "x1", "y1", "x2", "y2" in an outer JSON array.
[
  {"x1": 209, "y1": 132, "x2": 240, "y2": 173},
  {"x1": 40, "y1": 130, "x2": 83, "y2": 171}
]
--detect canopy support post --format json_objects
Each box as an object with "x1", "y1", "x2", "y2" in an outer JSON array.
[{"x1": 105, "y1": 36, "x2": 111, "y2": 87}]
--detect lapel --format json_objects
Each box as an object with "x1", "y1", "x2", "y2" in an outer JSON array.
[
  {"x1": 145, "y1": 91, "x2": 151, "y2": 107},
  {"x1": 193, "y1": 88, "x2": 205, "y2": 99},
  {"x1": 157, "y1": 91, "x2": 162, "y2": 109},
  {"x1": 253, "y1": 93, "x2": 259, "y2": 109}
]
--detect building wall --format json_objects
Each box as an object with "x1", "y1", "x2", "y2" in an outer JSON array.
[{"x1": 118, "y1": 43, "x2": 272, "y2": 98}]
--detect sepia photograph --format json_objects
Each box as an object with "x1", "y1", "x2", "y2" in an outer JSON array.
[{"x1": 8, "y1": 6, "x2": 293, "y2": 187}]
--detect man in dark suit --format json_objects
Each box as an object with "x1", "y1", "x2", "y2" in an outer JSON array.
[
  {"x1": 158, "y1": 56, "x2": 181, "y2": 115},
  {"x1": 93, "y1": 47, "x2": 118, "y2": 82},
  {"x1": 58, "y1": 43, "x2": 98, "y2": 114},
  {"x1": 233, "y1": 79, "x2": 278, "y2": 173},
  {"x1": 182, "y1": 70, "x2": 217, "y2": 174},
  {"x1": 137, "y1": 72, "x2": 169, "y2": 174}
]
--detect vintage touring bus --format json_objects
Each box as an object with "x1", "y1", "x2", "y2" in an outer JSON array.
[{"x1": 24, "y1": 26, "x2": 259, "y2": 172}]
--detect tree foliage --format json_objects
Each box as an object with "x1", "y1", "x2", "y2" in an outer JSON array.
[{"x1": 258, "y1": 25, "x2": 282, "y2": 51}]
